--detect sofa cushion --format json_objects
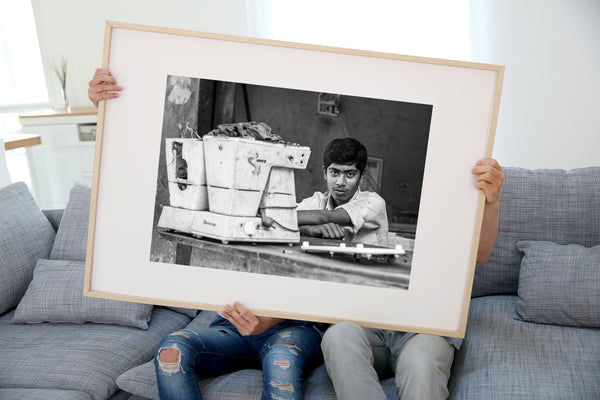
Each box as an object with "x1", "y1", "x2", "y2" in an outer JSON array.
[
  {"x1": 50, "y1": 182, "x2": 91, "y2": 261},
  {"x1": 0, "y1": 182, "x2": 56, "y2": 315},
  {"x1": 516, "y1": 241, "x2": 600, "y2": 328},
  {"x1": 118, "y1": 354, "x2": 400, "y2": 400},
  {"x1": 472, "y1": 167, "x2": 600, "y2": 297},
  {"x1": 165, "y1": 306, "x2": 199, "y2": 318},
  {"x1": 0, "y1": 388, "x2": 92, "y2": 400},
  {"x1": 0, "y1": 307, "x2": 191, "y2": 400},
  {"x1": 119, "y1": 360, "x2": 354, "y2": 400},
  {"x1": 11, "y1": 259, "x2": 153, "y2": 329},
  {"x1": 117, "y1": 361, "x2": 264, "y2": 400},
  {"x1": 449, "y1": 295, "x2": 600, "y2": 399}
]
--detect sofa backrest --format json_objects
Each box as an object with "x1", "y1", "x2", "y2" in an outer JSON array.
[
  {"x1": 42, "y1": 209, "x2": 64, "y2": 233},
  {"x1": 0, "y1": 182, "x2": 57, "y2": 314},
  {"x1": 471, "y1": 166, "x2": 600, "y2": 298}
]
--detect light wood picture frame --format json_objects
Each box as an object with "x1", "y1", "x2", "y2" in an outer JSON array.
[{"x1": 84, "y1": 21, "x2": 504, "y2": 338}]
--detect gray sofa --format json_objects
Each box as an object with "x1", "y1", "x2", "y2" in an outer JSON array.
[
  {"x1": 116, "y1": 167, "x2": 600, "y2": 400},
  {"x1": 448, "y1": 167, "x2": 600, "y2": 399},
  {"x1": 1, "y1": 166, "x2": 599, "y2": 400},
  {"x1": 0, "y1": 182, "x2": 194, "y2": 400}
]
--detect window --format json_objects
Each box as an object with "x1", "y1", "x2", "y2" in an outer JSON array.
[{"x1": 0, "y1": 0, "x2": 49, "y2": 133}]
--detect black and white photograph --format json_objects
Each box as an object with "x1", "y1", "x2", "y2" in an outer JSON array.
[
  {"x1": 149, "y1": 75, "x2": 432, "y2": 290},
  {"x1": 84, "y1": 21, "x2": 503, "y2": 335}
]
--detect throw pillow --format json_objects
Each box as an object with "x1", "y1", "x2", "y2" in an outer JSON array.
[
  {"x1": 50, "y1": 182, "x2": 91, "y2": 261},
  {"x1": 472, "y1": 167, "x2": 600, "y2": 298},
  {"x1": 12, "y1": 259, "x2": 153, "y2": 329},
  {"x1": 516, "y1": 240, "x2": 600, "y2": 328},
  {"x1": 166, "y1": 306, "x2": 199, "y2": 318},
  {"x1": 0, "y1": 182, "x2": 56, "y2": 314}
]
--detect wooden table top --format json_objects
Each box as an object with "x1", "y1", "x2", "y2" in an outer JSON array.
[
  {"x1": 160, "y1": 230, "x2": 412, "y2": 289},
  {"x1": 1, "y1": 133, "x2": 41, "y2": 150},
  {"x1": 18, "y1": 107, "x2": 97, "y2": 119}
]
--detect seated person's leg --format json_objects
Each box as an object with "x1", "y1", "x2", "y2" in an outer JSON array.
[
  {"x1": 392, "y1": 333, "x2": 454, "y2": 400},
  {"x1": 321, "y1": 322, "x2": 388, "y2": 400},
  {"x1": 155, "y1": 324, "x2": 259, "y2": 399},
  {"x1": 260, "y1": 324, "x2": 323, "y2": 400}
]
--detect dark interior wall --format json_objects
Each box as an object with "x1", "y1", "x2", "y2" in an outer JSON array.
[
  {"x1": 231, "y1": 83, "x2": 431, "y2": 223},
  {"x1": 151, "y1": 77, "x2": 238, "y2": 262},
  {"x1": 151, "y1": 76, "x2": 202, "y2": 262},
  {"x1": 151, "y1": 76, "x2": 432, "y2": 262}
]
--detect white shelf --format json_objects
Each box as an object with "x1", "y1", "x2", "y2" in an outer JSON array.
[{"x1": 19, "y1": 108, "x2": 98, "y2": 209}]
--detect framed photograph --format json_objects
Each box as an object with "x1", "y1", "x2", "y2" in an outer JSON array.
[{"x1": 85, "y1": 21, "x2": 503, "y2": 337}]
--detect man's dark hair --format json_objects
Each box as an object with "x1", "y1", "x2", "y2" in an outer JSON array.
[{"x1": 322, "y1": 137, "x2": 368, "y2": 174}]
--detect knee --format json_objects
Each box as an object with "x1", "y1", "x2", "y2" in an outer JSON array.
[
  {"x1": 154, "y1": 331, "x2": 191, "y2": 372},
  {"x1": 323, "y1": 321, "x2": 364, "y2": 344},
  {"x1": 157, "y1": 348, "x2": 180, "y2": 363},
  {"x1": 321, "y1": 321, "x2": 366, "y2": 356},
  {"x1": 155, "y1": 344, "x2": 182, "y2": 374},
  {"x1": 395, "y1": 336, "x2": 454, "y2": 400},
  {"x1": 397, "y1": 353, "x2": 432, "y2": 380},
  {"x1": 396, "y1": 335, "x2": 453, "y2": 379}
]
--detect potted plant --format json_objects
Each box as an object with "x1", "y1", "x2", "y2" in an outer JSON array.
[{"x1": 53, "y1": 58, "x2": 69, "y2": 111}]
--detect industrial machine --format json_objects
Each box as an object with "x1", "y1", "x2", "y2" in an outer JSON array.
[{"x1": 158, "y1": 122, "x2": 311, "y2": 244}]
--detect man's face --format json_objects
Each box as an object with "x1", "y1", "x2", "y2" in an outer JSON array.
[{"x1": 323, "y1": 162, "x2": 362, "y2": 206}]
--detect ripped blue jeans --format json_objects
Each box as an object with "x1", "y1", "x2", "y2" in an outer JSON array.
[{"x1": 154, "y1": 316, "x2": 323, "y2": 400}]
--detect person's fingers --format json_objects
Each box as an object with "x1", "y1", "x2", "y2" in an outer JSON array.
[
  {"x1": 88, "y1": 85, "x2": 121, "y2": 107},
  {"x1": 88, "y1": 87, "x2": 121, "y2": 105},
  {"x1": 333, "y1": 224, "x2": 345, "y2": 238},
  {"x1": 222, "y1": 304, "x2": 249, "y2": 333},
  {"x1": 325, "y1": 223, "x2": 344, "y2": 238},
  {"x1": 475, "y1": 175, "x2": 503, "y2": 203},
  {"x1": 232, "y1": 302, "x2": 258, "y2": 324},
  {"x1": 322, "y1": 224, "x2": 337, "y2": 238},
  {"x1": 475, "y1": 158, "x2": 501, "y2": 168},
  {"x1": 94, "y1": 67, "x2": 112, "y2": 76},
  {"x1": 473, "y1": 159, "x2": 503, "y2": 182},
  {"x1": 472, "y1": 159, "x2": 504, "y2": 204},
  {"x1": 224, "y1": 304, "x2": 244, "y2": 323},
  {"x1": 88, "y1": 67, "x2": 120, "y2": 89},
  {"x1": 89, "y1": 84, "x2": 121, "y2": 93},
  {"x1": 88, "y1": 91, "x2": 118, "y2": 107},
  {"x1": 342, "y1": 226, "x2": 354, "y2": 241},
  {"x1": 476, "y1": 170, "x2": 500, "y2": 188},
  {"x1": 89, "y1": 74, "x2": 116, "y2": 88}
]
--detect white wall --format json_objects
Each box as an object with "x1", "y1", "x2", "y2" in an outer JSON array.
[
  {"x1": 31, "y1": 0, "x2": 249, "y2": 109},
  {"x1": 470, "y1": 0, "x2": 600, "y2": 169},
  {"x1": 249, "y1": 0, "x2": 600, "y2": 169},
  {"x1": 31, "y1": 0, "x2": 599, "y2": 169}
]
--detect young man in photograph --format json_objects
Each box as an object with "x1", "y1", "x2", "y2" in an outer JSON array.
[{"x1": 296, "y1": 137, "x2": 388, "y2": 247}]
